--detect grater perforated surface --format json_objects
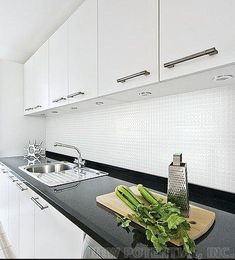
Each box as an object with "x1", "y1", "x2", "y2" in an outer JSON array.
[{"x1": 167, "y1": 166, "x2": 189, "y2": 217}]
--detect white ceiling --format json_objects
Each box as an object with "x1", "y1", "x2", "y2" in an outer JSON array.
[{"x1": 0, "y1": 0, "x2": 84, "y2": 64}]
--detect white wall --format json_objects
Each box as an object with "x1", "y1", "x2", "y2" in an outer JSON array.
[
  {"x1": 0, "y1": 60, "x2": 45, "y2": 157},
  {"x1": 46, "y1": 85, "x2": 235, "y2": 193}
]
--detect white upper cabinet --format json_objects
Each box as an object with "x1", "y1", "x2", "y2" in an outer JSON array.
[
  {"x1": 23, "y1": 0, "x2": 235, "y2": 115},
  {"x1": 24, "y1": 57, "x2": 35, "y2": 114},
  {"x1": 49, "y1": 22, "x2": 69, "y2": 108},
  {"x1": 32, "y1": 41, "x2": 49, "y2": 111},
  {"x1": 24, "y1": 41, "x2": 49, "y2": 114},
  {"x1": 98, "y1": 0, "x2": 159, "y2": 96},
  {"x1": 68, "y1": 0, "x2": 98, "y2": 103},
  {"x1": 160, "y1": 0, "x2": 235, "y2": 81}
]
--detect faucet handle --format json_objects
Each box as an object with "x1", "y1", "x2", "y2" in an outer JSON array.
[
  {"x1": 80, "y1": 159, "x2": 86, "y2": 167},
  {"x1": 74, "y1": 158, "x2": 78, "y2": 164},
  {"x1": 74, "y1": 158, "x2": 86, "y2": 168}
]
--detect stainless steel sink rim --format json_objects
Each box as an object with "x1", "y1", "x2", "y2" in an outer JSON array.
[
  {"x1": 18, "y1": 162, "x2": 108, "y2": 187},
  {"x1": 25, "y1": 162, "x2": 73, "y2": 174}
]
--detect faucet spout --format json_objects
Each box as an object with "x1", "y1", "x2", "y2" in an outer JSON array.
[{"x1": 54, "y1": 142, "x2": 85, "y2": 168}]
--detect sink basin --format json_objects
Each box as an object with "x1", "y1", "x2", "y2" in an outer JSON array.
[
  {"x1": 26, "y1": 163, "x2": 73, "y2": 174},
  {"x1": 19, "y1": 162, "x2": 108, "y2": 187}
]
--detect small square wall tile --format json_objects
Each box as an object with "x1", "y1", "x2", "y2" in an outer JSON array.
[{"x1": 46, "y1": 85, "x2": 235, "y2": 193}]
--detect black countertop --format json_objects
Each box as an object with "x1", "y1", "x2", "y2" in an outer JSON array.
[{"x1": 0, "y1": 155, "x2": 235, "y2": 259}]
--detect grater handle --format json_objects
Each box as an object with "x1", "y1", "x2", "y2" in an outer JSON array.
[{"x1": 173, "y1": 153, "x2": 182, "y2": 166}]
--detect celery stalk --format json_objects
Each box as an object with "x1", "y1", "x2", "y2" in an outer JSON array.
[
  {"x1": 115, "y1": 187, "x2": 136, "y2": 211},
  {"x1": 137, "y1": 184, "x2": 160, "y2": 205}
]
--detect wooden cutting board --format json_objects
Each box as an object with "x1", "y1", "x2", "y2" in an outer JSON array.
[{"x1": 96, "y1": 186, "x2": 215, "y2": 246}]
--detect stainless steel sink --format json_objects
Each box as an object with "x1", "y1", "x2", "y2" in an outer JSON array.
[
  {"x1": 19, "y1": 162, "x2": 108, "y2": 187},
  {"x1": 26, "y1": 163, "x2": 73, "y2": 174}
]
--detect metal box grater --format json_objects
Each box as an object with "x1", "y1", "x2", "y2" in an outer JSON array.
[{"x1": 167, "y1": 153, "x2": 189, "y2": 217}]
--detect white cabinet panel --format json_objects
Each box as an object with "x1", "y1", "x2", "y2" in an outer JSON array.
[
  {"x1": 98, "y1": 0, "x2": 158, "y2": 96},
  {"x1": 19, "y1": 185, "x2": 35, "y2": 258},
  {"x1": 160, "y1": 0, "x2": 235, "y2": 81},
  {"x1": 34, "y1": 195, "x2": 84, "y2": 258},
  {"x1": 68, "y1": 0, "x2": 98, "y2": 103},
  {"x1": 24, "y1": 41, "x2": 49, "y2": 114},
  {"x1": 1, "y1": 165, "x2": 85, "y2": 259},
  {"x1": 24, "y1": 58, "x2": 35, "y2": 114},
  {"x1": 33, "y1": 41, "x2": 49, "y2": 112},
  {"x1": 0, "y1": 168, "x2": 9, "y2": 234},
  {"x1": 8, "y1": 175, "x2": 20, "y2": 257},
  {"x1": 49, "y1": 22, "x2": 69, "y2": 108}
]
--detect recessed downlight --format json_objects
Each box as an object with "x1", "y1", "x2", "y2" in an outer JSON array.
[
  {"x1": 138, "y1": 91, "x2": 152, "y2": 97},
  {"x1": 96, "y1": 101, "x2": 104, "y2": 105},
  {"x1": 213, "y1": 74, "x2": 233, "y2": 81}
]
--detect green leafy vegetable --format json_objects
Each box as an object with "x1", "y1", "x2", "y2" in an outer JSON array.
[
  {"x1": 167, "y1": 213, "x2": 186, "y2": 229},
  {"x1": 115, "y1": 184, "x2": 196, "y2": 255},
  {"x1": 116, "y1": 214, "x2": 131, "y2": 228}
]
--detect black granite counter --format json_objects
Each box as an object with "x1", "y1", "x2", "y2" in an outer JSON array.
[{"x1": 0, "y1": 155, "x2": 234, "y2": 259}]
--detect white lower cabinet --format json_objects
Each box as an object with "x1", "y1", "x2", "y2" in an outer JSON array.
[
  {"x1": 34, "y1": 196, "x2": 84, "y2": 258},
  {"x1": 0, "y1": 167, "x2": 9, "y2": 234},
  {"x1": 8, "y1": 174, "x2": 20, "y2": 258},
  {"x1": 19, "y1": 185, "x2": 35, "y2": 258},
  {"x1": 0, "y1": 164, "x2": 84, "y2": 259}
]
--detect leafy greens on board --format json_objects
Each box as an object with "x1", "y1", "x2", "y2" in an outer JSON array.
[{"x1": 115, "y1": 184, "x2": 196, "y2": 255}]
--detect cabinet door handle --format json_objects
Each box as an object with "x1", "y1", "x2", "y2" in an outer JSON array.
[
  {"x1": 16, "y1": 182, "x2": 28, "y2": 192},
  {"x1": 25, "y1": 107, "x2": 33, "y2": 111},
  {"x1": 52, "y1": 97, "x2": 67, "y2": 103},
  {"x1": 164, "y1": 47, "x2": 218, "y2": 68},
  {"x1": 9, "y1": 175, "x2": 18, "y2": 182},
  {"x1": 31, "y1": 197, "x2": 48, "y2": 210},
  {"x1": 117, "y1": 70, "x2": 150, "y2": 83},
  {"x1": 67, "y1": 92, "x2": 85, "y2": 98},
  {"x1": 33, "y1": 105, "x2": 42, "y2": 109}
]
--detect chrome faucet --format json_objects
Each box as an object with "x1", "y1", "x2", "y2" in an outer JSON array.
[{"x1": 54, "y1": 142, "x2": 85, "y2": 168}]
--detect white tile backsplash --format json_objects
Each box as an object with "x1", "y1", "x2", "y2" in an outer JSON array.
[{"x1": 46, "y1": 85, "x2": 235, "y2": 193}]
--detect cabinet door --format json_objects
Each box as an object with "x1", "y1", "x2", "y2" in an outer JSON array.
[
  {"x1": 0, "y1": 167, "x2": 9, "y2": 234},
  {"x1": 19, "y1": 185, "x2": 35, "y2": 258},
  {"x1": 8, "y1": 175, "x2": 20, "y2": 257},
  {"x1": 33, "y1": 41, "x2": 49, "y2": 112},
  {"x1": 49, "y1": 22, "x2": 69, "y2": 108},
  {"x1": 24, "y1": 57, "x2": 35, "y2": 114},
  {"x1": 34, "y1": 195, "x2": 84, "y2": 258},
  {"x1": 98, "y1": 0, "x2": 158, "y2": 96},
  {"x1": 160, "y1": 0, "x2": 235, "y2": 81},
  {"x1": 68, "y1": 0, "x2": 97, "y2": 103}
]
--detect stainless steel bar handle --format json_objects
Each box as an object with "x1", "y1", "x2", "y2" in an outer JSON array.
[
  {"x1": 52, "y1": 97, "x2": 67, "y2": 103},
  {"x1": 67, "y1": 92, "x2": 85, "y2": 98},
  {"x1": 9, "y1": 175, "x2": 18, "y2": 182},
  {"x1": 31, "y1": 197, "x2": 48, "y2": 210},
  {"x1": 25, "y1": 107, "x2": 33, "y2": 111},
  {"x1": 164, "y1": 47, "x2": 218, "y2": 68},
  {"x1": 117, "y1": 70, "x2": 150, "y2": 83},
  {"x1": 16, "y1": 182, "x2": 28, "y2": 192},
  {"x1": 33, "y1": 105, "x2": 42, "y2": 109}
]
